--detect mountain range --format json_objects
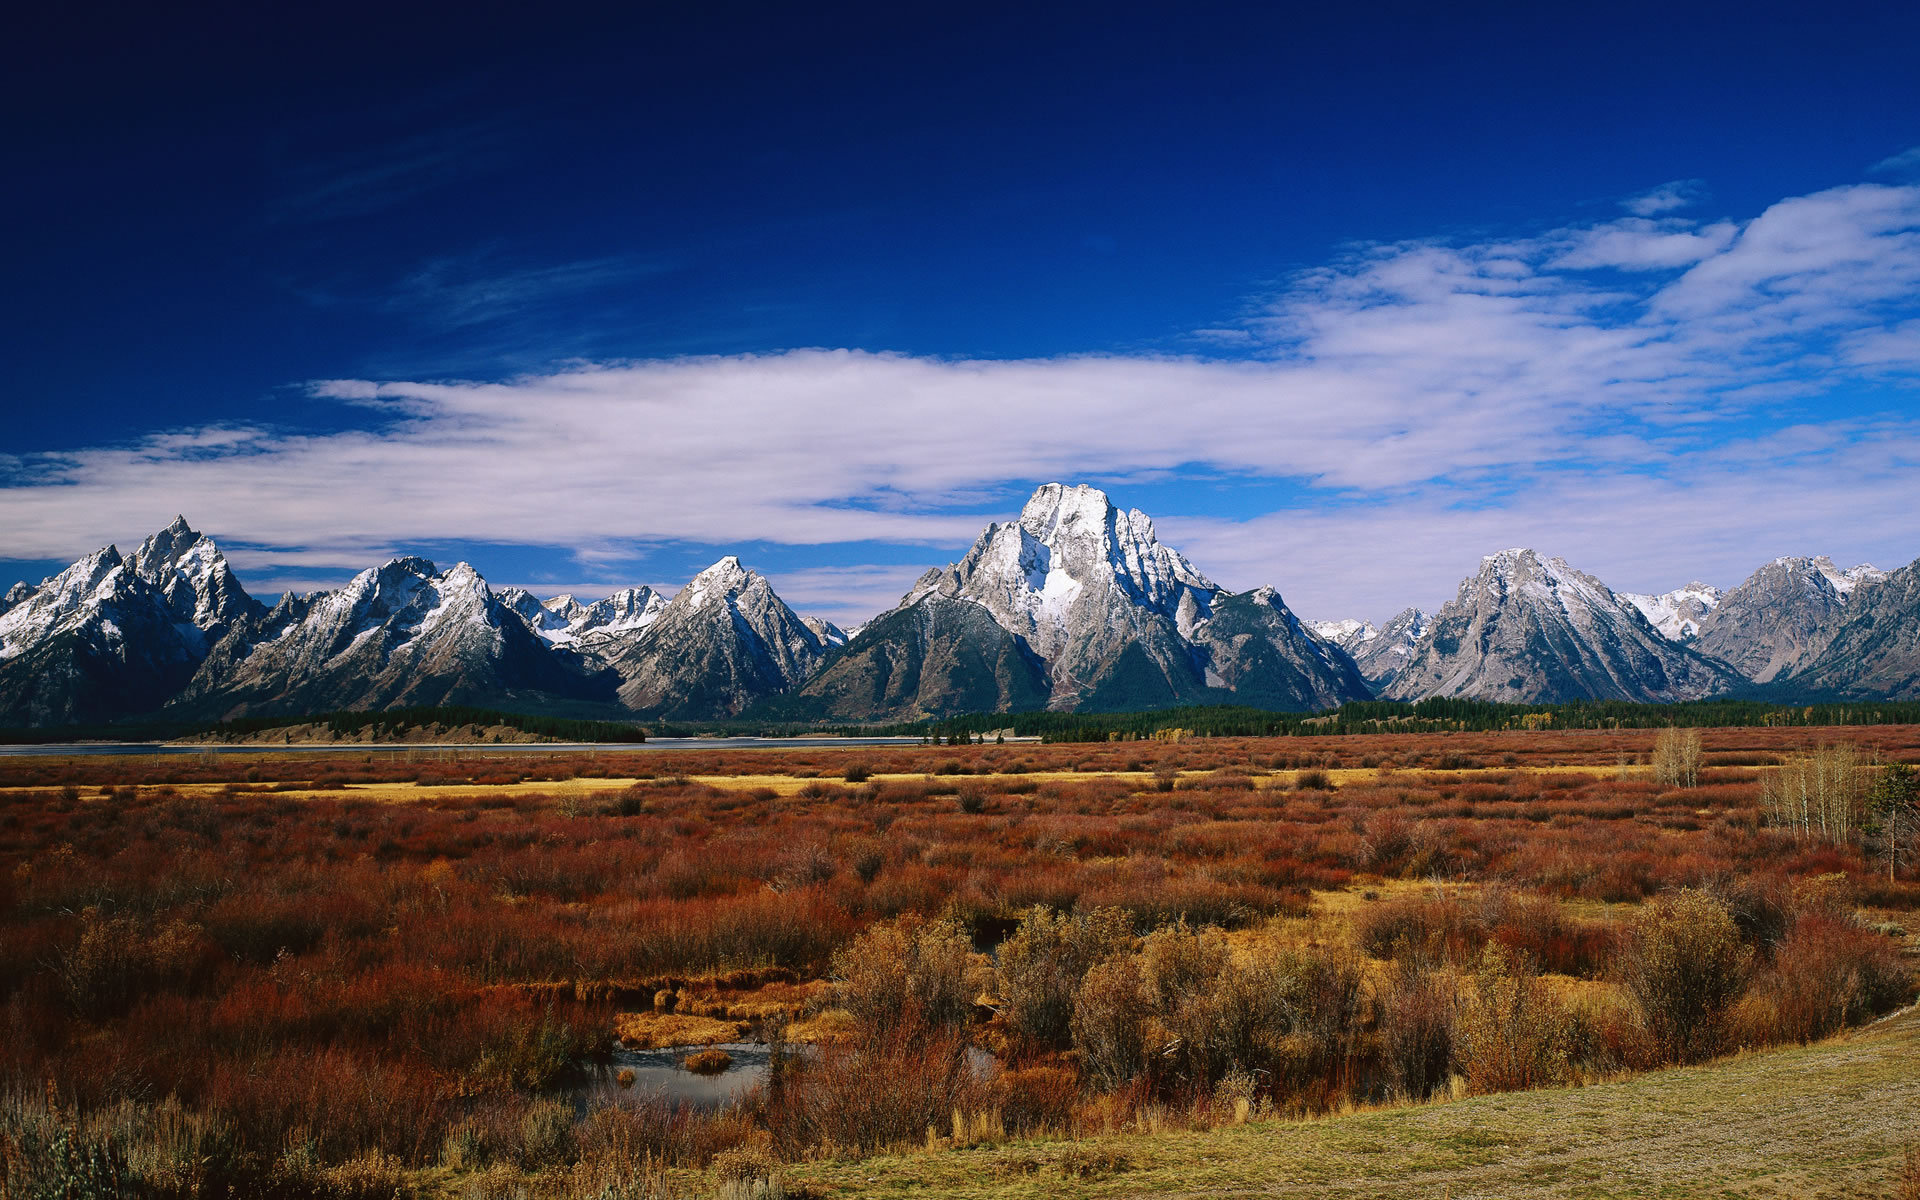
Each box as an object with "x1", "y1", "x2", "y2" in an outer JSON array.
[{"x1": 3, "y1": 489, "x2": 1917, "y2": 728}]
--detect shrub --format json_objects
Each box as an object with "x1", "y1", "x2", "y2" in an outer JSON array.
[
  {"x1": 518, "y1": 1097, "x2": 576, "y2": 1168},
  {"x1": 765, "y1": 1024, "x2": 989, "y2": 1157},
  {"x1": 1377, "y1": 958, "x2": 1456, "y2": 1100},
  {"x1": 1741, "y1": 913, "x2": 1913, "y2": 1044},
  {"x1": 994, "y1": 906, "x2": 1134, "y2": 1048},
  {"x1": 1354, "y1": 891, "x2": 1482, "y2": 965},
  {"x1": 1618, "y1": 889, "x2": 1752, "y2": 1064},
  {"x1": 1071, "y1": 957, "x2": 1151, "y2": 1091},
  {"x1": 1453, "y1": 944, "x2": 1571, "y2": 1094},
  {"x1": 996, "y1": 1065, "x2": 1079, "y2": 1134},
  {"x1": 828, "y1": 914, "x2": 979, "y2": 1037}
]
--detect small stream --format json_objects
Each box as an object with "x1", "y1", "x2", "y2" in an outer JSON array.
[{"x1": 564, "y1": 1042, "x2": 1001, "y2": 1113}]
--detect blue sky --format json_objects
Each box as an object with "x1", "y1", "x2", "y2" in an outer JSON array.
[{"x1": 3, "y1": 0, "x2": 1919, "y2": 626}]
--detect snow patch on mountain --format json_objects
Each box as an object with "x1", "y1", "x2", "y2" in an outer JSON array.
[
  {"x1": 1619, "y1": 582, "x2": 1724, "y2": 642},
  {"x1": 1308, "y1": 618, "x2": 1377, "y2": 648}
]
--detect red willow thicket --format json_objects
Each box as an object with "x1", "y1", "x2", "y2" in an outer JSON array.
[{"x1": 0, "y1": 726, "x2": 1914, "y2": 1185}]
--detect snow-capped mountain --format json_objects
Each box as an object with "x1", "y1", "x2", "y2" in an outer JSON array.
[
  {"x1": 1307, "y1": 618, "x2": 1374, "y2": 647},
  {"x1": 1618, "y1": 583, "x2": 1723, "y2": 643},
  {"x1": 900, "y1": 482, "x2": 1221, "y2": 704},
  {"x1": 803, "y1": 616, "x2": 849, "y2": 648},
  {"x1": 174, "y1": 557, "x2": 617, "y2": 718},
  {"x1": 1693, "y1": 556, "x2": 1883, "y2": 683},
  {"x1": 602, "y1": 556, "x2": 831, "y2": 717},
  {"x1": 500, "y1": 586, "x2": 670, "y2": 653},
  {"x1": 6, "y1": 510, "x2": 1918, "y2": 728},
  {"x1": 796, "y1": 484, "x2": 1369, "y2": 718},
  {"x1": 0, "y1": 519, "x2": 262, "y2": 725},
  {"x1": 1779, "y1": 555, "x2": 1920, "y2": 698},
  {"x1": 1383, "y1": 549, "x2": 1739, "y2": 704}
]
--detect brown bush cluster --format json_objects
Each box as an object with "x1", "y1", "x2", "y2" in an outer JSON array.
[{"x1": 0, "y1": 726, "x2": 1913, "y2": 1191}]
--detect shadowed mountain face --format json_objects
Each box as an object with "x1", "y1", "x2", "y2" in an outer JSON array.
[
  {"x1": 1384, "y1": 549, "x2": 1742, "y2": 704},
  {"x1": 1777, "y1": 557, "x2": 1920, "y2": 699},
  {"x1": 795, "y1": 484, "x2": 1371, "y2": 719},
  {"x1": 0, "y1": 519, "x2": 263, "y2": 726},
  {"x1": 788, "y1": 595, "x2": 1052, "y2": 721},
  {"x1": 1693, "y1": 556, "x2": 1885, "y2": 683},
  {"x1": 599, "y1": 556, "x2": 831, "y2": 718}
]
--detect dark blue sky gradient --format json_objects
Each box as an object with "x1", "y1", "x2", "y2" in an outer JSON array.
[
  {"x1": 10, "y1": 1, "x2": 1918, "y2": 447},
  {"x1": 5, "y1": 1, "x2": 1919, "y2": 621}
]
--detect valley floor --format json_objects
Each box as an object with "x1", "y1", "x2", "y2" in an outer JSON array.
[{"x1": 785, "y1": 1005, "x2": 1920, "y2": 1200}]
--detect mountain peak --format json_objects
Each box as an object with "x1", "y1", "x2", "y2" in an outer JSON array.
[
  {"x1": 691, "y1": 555, "x2": 750, "y2": 587},
  {"x1": 1018, "y1": 482, "x2": 1118, "y2": 537},
  {"x1": 1394, "y1": 549, "x2": 1734, "y2": 703}
]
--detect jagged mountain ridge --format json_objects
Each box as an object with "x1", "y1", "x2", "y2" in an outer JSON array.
[
  {"x1": 1773, "y1": 556, "x2": 1920, "y2": 699},
  {"x1": 1383, "y1": 549, "x2": 1742, "y2": 704},
  {"x1": 600, "y1": 556, "x2": 833, "y2": 718},
  {"x1": 1307, "y1": 608, "x2": 1432, "y2": 689},
  {"x1": 1692, "y1": 556, "x2": 1884, "y2": 683},
  {"x1": 172, "y1": 556, "x2": 621, "y2": 719},
  {"x1": 4, "y1": 509, "x2": 1917, "y2": 726},
  {"x1": 0, "y1": 519, "x2": 263, "y2": 725}
]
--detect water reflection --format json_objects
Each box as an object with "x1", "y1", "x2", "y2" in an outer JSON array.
[{"x1": 564, "y1": 1041, "x2": 999, "y2": 1113}]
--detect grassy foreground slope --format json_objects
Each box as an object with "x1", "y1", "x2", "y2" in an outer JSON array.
[{"x1": 791, "y1": 1005, "x2": 1920, "y2": 1200}]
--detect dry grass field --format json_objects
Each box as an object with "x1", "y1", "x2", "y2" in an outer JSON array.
[{"x1": 1, "y1": 727, "x2": 1916, "y2": 1198}]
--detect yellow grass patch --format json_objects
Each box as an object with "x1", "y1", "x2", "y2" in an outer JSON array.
[{"x1": 615, "y1": 1011, "x2": 744, "y2": 1048}]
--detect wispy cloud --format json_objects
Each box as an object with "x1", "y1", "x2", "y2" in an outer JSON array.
[
  {"x1": 272, "y1": 120, "x2": 518, "y2": 223},
  {"x1": 1870, "y1": 146, "x2": 1920, "y2": 178},
  {"x1": 383, "y1": 249, "x2": 669, "y2": 329},
  {"x1": 5, "y1": 174, "x2": 1918, "y2": 621},
  {"x1": 1622, "y1": 180, "x2": 1705, "y2": 216}
]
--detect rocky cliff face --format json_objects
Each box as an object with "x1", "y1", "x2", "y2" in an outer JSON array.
[
  {"x1": 1693, "y1": 556, "x2": 1884, "y2": 683},
  {"x1": 798, "y1": 484, "x2": 1369, "y2": 718},
  {"x1": 1384, "y1": 549, "x2": 1740, "y2": 703},
  {"x1": 0, "y1": 520, "x2": 262, "y2": 726},
  {"x1": 173, "y1": 557, "x2": 617, "y2": 718},
  {"x1": 1776, "y1": 557, "x2": 1920, "y2": 698},
  {"x1": 602, "y1": 557, "x2": 830, "y2": 718}
]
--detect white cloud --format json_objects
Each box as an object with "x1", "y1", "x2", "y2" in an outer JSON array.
[
  {"x1": 1622, "y1": 180, "x2": 1705, "y2": 217},
  {"x1": 3, "y1": 176, "x2": 1918, "y2": 622}
]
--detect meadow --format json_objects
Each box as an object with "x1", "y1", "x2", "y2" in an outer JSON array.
[{"x1": 1, "y1": 727, "x2": 1916, "y2": 1198}]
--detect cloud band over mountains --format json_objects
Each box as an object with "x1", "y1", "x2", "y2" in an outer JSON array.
[{"x1": 4, "y1": 173, "x2": 1917, "y2": 625}]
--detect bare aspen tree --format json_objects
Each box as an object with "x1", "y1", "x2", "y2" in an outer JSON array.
[
  {"x1": 1653, "y1": 726, "x2": 1702, "y2": 789},
  {"x1": 1761, "y1": 742, "x2": 1873, "y2": 844}
]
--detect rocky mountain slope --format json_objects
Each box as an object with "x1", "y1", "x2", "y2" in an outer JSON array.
[
  {"x1": 1309, "y1": 608, "x2": 1432, "y2": 690},
  {"x1": 1383, "y1": 549, "x2": 1741, "y2": 704},
  {"x1": 1692, "y1": 556, "x2": 1884, "y2": 682},
  {"x1": 795, "y1": 484, "x2": 1369, "y2": 718},
  {"x1": 0, "y1": 519, "x2": 262, "y2": 725},
  {"x1": 1773, "y1": 556, "x2": 1920, "y2": 699},
  {"x1": 173, "y1": 557, "x2": 617, "y2": 718},
  {"x1": 600, "y1": 557, "x2": 832, "y2": 718}
]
